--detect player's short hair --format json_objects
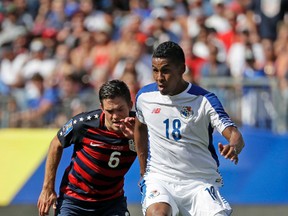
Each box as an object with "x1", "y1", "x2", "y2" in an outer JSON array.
[
  {"x1": 152, "y1": 41, "x2": 185, "y2": 64},
  {"x1": 99, "y1": 80, "x2": 131, "y2": 105}
]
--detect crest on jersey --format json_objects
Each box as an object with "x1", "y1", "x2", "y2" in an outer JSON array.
[
  {"x1": 62, "y1": 119, "x2": 73, "y2": 137},
  {"x1": 180, "y1": 106, "x2": 193, "y2": 119},
  {"x1": 148, "y1": 190, "x2": 160, "y2": 199},
  {"x1": 129, "y1": 139, "x2": 136, "y2": 152}
]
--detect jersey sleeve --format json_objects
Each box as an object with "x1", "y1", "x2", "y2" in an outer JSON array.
[
  {"x1": 205, "y1": 93, "x2": 236, "y2": 134},
  {"x1": 57, "y1": 113, "x2": 83, "y2": 148},
  {"x1": 135, "y1": 94, "x2": 146, "y2": 124}
]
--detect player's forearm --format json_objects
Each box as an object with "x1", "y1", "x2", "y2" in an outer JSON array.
[
  {"x1": 230, "y1": 130, "x2": 245, "y2": 155},
  {"x1": 134, "y1": 120, "x2": 148, "y2": 176},
  {"x1": 137, "y1": 149, "x2": 148, "y2": 177},
  {"x1": 42, "y1": 136, "x2": 63, "y2": 190},
  {"x1": 135, "y1": 137, "x2": 148, "y2": 176}
]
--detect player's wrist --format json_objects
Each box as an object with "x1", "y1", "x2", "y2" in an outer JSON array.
[{"x1": 233, "y1": 142, "x2": 245, "y2": 155}]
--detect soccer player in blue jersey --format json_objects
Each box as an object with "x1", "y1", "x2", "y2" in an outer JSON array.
[
  {"x1": 38, "y1": 80, "x2": 137, "y2": 216},
  {"x1": 134, "y1": 41, "x2": 245, "y2": 216}
]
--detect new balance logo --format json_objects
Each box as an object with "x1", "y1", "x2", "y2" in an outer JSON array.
[{"x1": 152, "y1": 108, "x2": 161, "y2": 114}]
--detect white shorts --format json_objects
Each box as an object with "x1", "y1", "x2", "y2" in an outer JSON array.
[{"x1": 140, "y1": 174, "x2": 232, "y2": 216}]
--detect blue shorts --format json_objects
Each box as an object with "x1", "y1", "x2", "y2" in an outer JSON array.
[{"x1": 55, "y1": 194, "x2": 130, "y2": 216}]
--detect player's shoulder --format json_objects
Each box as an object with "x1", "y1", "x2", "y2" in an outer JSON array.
[
  {"x1": 187, "y1": 83, "x2": 210, "y2": 96},
  {"x1": 69, "y1": 109, "x2": 102, "y2": 128},
  {"x1": 136, "y1": 82, "x2": 158, "y2": 97}
]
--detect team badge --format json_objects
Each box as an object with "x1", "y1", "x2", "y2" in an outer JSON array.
[
  {"x1": 148, "y1": 190, "x2": 160, "y2": 199},
  {"x1": 180, "y1": 106, "x2": 193, "y2": 119},
  {"x1": 129, "y1": 139, "x2": 136, "y2": 152},
  {"x1": 62, "y1": 119, "x2": 73, "y2": 137}
]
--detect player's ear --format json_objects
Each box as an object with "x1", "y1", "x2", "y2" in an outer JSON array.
[
  {"x1": 129, "y1": 101, "x2": 133, "y2": 110},
  {"x1": 180, "y1": 63, "x2": 186, "y2": 74}
]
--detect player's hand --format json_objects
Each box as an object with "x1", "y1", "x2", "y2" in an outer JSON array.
[
  {"x1": 37, "y1": 189, "x2": 57, "y2": 216},
  {"x1": 120, "y1": 117, "x2": 135, "y2": 139},
  {"x1": 218, "y1": 143, "x2": 239, "y2": 165}
]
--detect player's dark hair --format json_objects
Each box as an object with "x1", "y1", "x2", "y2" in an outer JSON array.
[
  {"x1": 152, "y1": 41, "x2": 185, "y2": 64},
  {"x1": 99, "y1": 80, "x2": 131, "y2": 105}
]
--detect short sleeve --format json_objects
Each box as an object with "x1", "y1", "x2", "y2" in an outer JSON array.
[
  {"x1": 135, "y1": 95, "x2": 146, "y2": 124},
  {"x1": 57, "y1": 114, "x2": 82, "y2": 148},
  {"x1": 205, "y1": 93, "x2": 235, "y2": 134}
]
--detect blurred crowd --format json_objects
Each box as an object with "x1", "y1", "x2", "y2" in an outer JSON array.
[{"x1": 0, "y1": 0, "x2": 288, "y2": 130}]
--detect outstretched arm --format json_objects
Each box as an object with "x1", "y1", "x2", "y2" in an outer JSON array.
[
  {"x1": 134, "y1": 118, "x2": 149, "y2": 177},
  {"x1": 37, "y1": 135, "x2": 63, "y2": 216},
  {"x1": 218, "y1": 126, "x2": 245, "y2": 165}
]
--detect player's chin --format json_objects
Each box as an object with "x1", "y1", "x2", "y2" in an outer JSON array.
[
  {"x1": 159, "y1": 88, "x2": 168, "y2": 95},
  {"x1": 112, "y1": 123, "x2": 122, "y2": 132},
  {"x1": 158, "y1": 84, "x2": 169, "y2": 94}
]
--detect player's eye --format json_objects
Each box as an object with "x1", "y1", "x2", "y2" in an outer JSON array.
[{"x1": 106, "y1": 110, "x2": 113, "y2": 114}]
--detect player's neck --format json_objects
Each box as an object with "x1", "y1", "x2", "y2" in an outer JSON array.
[{"x1": 170, "y1": 80, "x2": 189, "y2": 96}]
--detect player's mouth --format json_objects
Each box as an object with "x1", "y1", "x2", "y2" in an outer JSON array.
[
  {"x1": 158, "y1": 83, "x2": 165, "y2": 90},
  {"x1": 157, "y1": 83, "x2": 168, "y2": 94},
  {"x1": 112, "y1": 121, "x2": 121, "y2": 127}
]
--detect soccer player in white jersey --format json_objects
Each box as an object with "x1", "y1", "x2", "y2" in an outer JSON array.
[{"x1": 134, "y1": 41, "x2": 245, "y2": 216}]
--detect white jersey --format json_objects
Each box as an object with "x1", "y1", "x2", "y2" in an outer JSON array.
[{"x1": 135, "y1": 82, "x2": 236, "y2": 183}]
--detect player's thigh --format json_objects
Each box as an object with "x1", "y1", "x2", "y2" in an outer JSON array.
[
  {"x1": 189, "y1": 184, "x2": 232, "y2": 216},
  {"x1": 141, "y1": 179, "x2": 179, "y2": 216},
  {"x1": 56, "y1": 196, "x2": 130, "y2": 216},
  {"x1": 103, "y1": 196, "x2": 130, "y2": 216},
  {"x1": 55, "y1": 197, "x2": 80, "y2": 216}
]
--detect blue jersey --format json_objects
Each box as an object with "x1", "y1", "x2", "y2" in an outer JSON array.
[
  {"x1": 57, "y1": 109, "x2": 137, "y2": 202},
  {"x1": 135, "y1": 82, "x2": 235, "y2": 182}
]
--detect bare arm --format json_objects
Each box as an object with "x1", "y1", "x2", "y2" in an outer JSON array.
[
  {"x1": 134, "y1": 118, "x2": 149, "y2": 177},
  {"x1": 218, "y1": 126, "x2": 245, "y2": 165},
  {"x1": 37, "y1": 135, "x2": 63, "y2": 216}
]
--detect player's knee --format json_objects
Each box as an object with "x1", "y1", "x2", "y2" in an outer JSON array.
[
  {"x1": 146, "y1": 210, "x2": 171, "y2": 216},
  {"x1": 146, "y1": 204, "x2": 172, "y2": 216}
]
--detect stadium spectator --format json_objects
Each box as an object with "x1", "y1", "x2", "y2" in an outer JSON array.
[
  {"x1": 13, "y1": 0, "x2": 34, "y2": 31},
  {"x1": 200, "y1": 42, "x2": 230, "y2": 77},
  {"x1": 118, "y1": 59, "x2": 140, "y2": 106},
  {"x1": 146, "y1": 6, "x2": 181, "y2": 49},
  {"x1": 86, "y1": 12, "x2": 116, "y2": 91},
  {"x1": 205, "y1": 0, "x2": 230, "y2": 34},
  {"x1": 45, "y1": 0, "x2": 66, "y2": 31},
  {"x1": 21, "y1": 38, "x2": 57, "y2": 80},
  {"x1": 112, "y1": 40, "x2": 153, "y2": 88},
  {"x1": 227, "y1": 29, "x2": 264, "y2": 78},
  {"x1": 246, "y1": 0, "x2": 288, "y2": 41},
  {"x1": 10, "y1": 72, "x2": 60, "y2": 127},
  {"x1": 56, "y1": 72, "x2": 99, "y2": 125},
  {"x1": 261, "y1": 38, "x2": 277, "y2": 77},
  {"x1": 69, "y1": 31, "x2": 93, "y2": 71},
  {"x1": 241, "y1": 45, "x2": 272, "y2": 129},
  {"x1": 180, "y1": 0, "x2": 206, "y2": 40},
  {"x1": 0, "y1": 42, "x2": 29, "y2": 110},
  {"x1": 217, "y1": 9, "x2": 243, "y2": 52}
]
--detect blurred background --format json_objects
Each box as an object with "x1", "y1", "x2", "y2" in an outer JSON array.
[{"x1": 1, "y1": 0, "x2": 288, "y2": 215}]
